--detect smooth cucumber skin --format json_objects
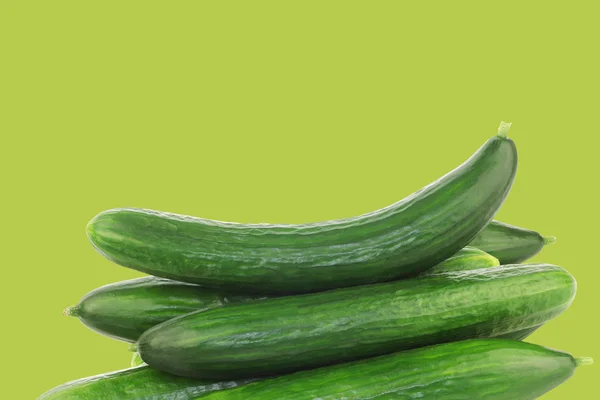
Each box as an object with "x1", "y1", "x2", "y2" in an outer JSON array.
[
  {"x1": 37, "y1": 366, "x2": 254, "y2": 400},
  {"x1": 470, "y1": 220, "x2": 552, "y2": 264},
  {"x1": 199, "y1": 339, "x2": 580, "y2": 400},
  {"x1": 138, "y1": 263, "x2": 576, "y2": 379},
  {"x1": 65, "y1": 277, "x2": 266, "y2": 343},
  {"x1": 87, "y1": 134, "x2": 517, "y2": 294},
  {"x1": 426, "y1": 246, "x2": 499, "y2": 273}
]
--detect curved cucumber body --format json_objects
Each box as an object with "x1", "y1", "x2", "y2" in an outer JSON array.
[
  {"x1": 87, "y1": 129, "x2": 517, "y2": 294},
  {"x1": 64, "y1": 277, "x2": 266, "y2": 343},
  {"x1": 470, "y1": 220, "x2": 555, "y2": 264},
  {"x1": 138, "y1": 263, "x2": 576, "y2": 379},
  {"x1": 65, "y1": 247, "x2": 496, "y2": 343},
  {"x1": 200, "y1": 340, "x2": 588, "y2": 400},
  {"x1": 37, "y1": 365, "x2": 254, "y2": 400}
]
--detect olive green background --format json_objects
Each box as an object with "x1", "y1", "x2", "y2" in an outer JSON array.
[{"x1": 2, "y1": 1, "x2": 597, "y2": 398}]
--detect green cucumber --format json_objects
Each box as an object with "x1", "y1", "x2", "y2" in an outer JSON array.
[
  {"x1": 87, "y1": 123, "x2": 517, "y2": 294},
  {"x1": 426, "y1": 246, "x2": 498, "y2": 273},
  {"x1": 470, "y1": 220, "x2": 555, "y2": 264},
  {"x1": 131, "y1": 352, "x2": 144, "y2": 367},
  {"x1": 63, "y1": 277, "x2": 266, "y2": 343},
  {"x1": 37, "y1": 366, "x2": 254, "y2": 400},
  {"x1": 64, "y1": 247, "x2": 496, "y2": 343},
  {"x1": 137, "y1": 263, "x2": 576, "y2": 379},
  {"x1": 199, "y1": 339, "x2": 591, "y2": 400}
]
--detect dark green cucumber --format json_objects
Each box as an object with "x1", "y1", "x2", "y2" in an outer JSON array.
[
  {"x1": 199, "y1": 340, "x2": 592, "y2": 400},
  {"x1": 426, "y1": 246, "x2": 498, "y2": 273},
  {"x1": 65, "y1": 247, "x2": 496, "y2": 343},
  {"x1": 37, "y1": 365, "x2": 254, "y2": 400},
  {"x1": 87, "y1": 124, "x2": 517, "y2": 294},
  {"x1": 470, "y1": 220, "x2": 555, "y2": 264},
  {"x1": 64, "y1": 277, "x2": 266, "y2": 343},
  {"x1": 137, "y1": 263, "x2": 576, "y2": 379}
]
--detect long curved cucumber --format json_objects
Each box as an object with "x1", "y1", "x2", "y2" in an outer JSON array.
[
  {"x1": 37, "y1": 366, "x2": 254, "y2": 400},
  {"x1": 470, "y1": 220, "x2": 555, "y2": 264},
  {"x1": 63, "y1": 277, "x2": 266, "y2": 343},
  {"x1": 200, "y1": 340, "x2": 591, "y2": 400},
  {"x1": 64, "y1": 247, "x2": 497, "y2": 343},
  {"x1": 87, "y1": 124, "x2": 517, "y2": 294},
  {"x1": 137, "y1": 263, "x2": 576, "y2": 379}
]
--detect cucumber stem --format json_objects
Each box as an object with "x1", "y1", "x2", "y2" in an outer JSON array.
[
  {"x1": 576, "y1": 357, "x2": 594, "y2": 367},
  {"x1": 63, "y1": 306, "x2": 80, "y2": 317},
  {"x1": 497, "y1": 121, "x2": 512, "y2": 138},
  {"x1": 543, "y1": 236, "x2": 557, "y2": 245},
  {"x1": 129, "y1": 343, "x2": 139, "y2": 353}
]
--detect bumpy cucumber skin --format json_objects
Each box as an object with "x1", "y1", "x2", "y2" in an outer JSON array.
[
  {"x1": 200, "y1": 339, "x2": 579, "y2": 400},
  {"x1": 426, "y1": 246, "x2": 499, "y2": 273},
  {"x1": 138, "y1": 264, "x2": 576, "y2": 379},
  {"x1": 37, "y1": 366, "x2": 253, "y2": 400},
  {"x1": 470, "y1": 220, "x2": 550, "y2": 264},
  {"x1": 66, "y1": 277, "x2": 266, "y2": 343},
  {"x1": 67, "y1": 247, "x2": 493, "y2": 343},
  {"x1": 87, "y1": 134, "x2": 517, "y2": 294}
]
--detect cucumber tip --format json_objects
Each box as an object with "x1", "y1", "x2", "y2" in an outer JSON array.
[
  {"x1": 543, "y1": 236, "x2": 557, "y2": 245},
  {"x1": 128, "y1": 343, "x2": 139, "y2": 353},
  {"x1": 63, "y1": 306, "x2": 79, "y2": 317},
  {"x1": 576, "y1": 357, "x2": 594, "y2": 367},
  {"x1": 497, "y1": 121, "x2": 512, "y2": 138}
]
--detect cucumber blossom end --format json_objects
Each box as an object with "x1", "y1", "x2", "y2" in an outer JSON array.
[{"x1": 544, "y1": 236, "x2": 557, "y2": 245}]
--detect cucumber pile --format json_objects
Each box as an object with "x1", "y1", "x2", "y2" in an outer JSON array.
[{"x1": 39, "y1": 123, "x2": 590, "y2": 399}]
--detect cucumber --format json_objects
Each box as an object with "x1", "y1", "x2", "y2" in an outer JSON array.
[
  {"x1": 470, "y1": 220, "x2": 555, "y2": 264},
  {"x1": 426, "y1": 246, "x2": 498, "y2": 273},
  {"x1": 87, "y1": 123, "x2": 517, "y2": 294},
  {"x1": 199, "y1": 339, "x2": 591, "y2": 400},
  {"x1": 63, "y1": 277, "x2": 266, "y2": 343},
  {"x1": 64, "y1": 247, "x2": 496, "y2": 343},
  {"x1": 131, "y1": 352, "x2": 144, "y2": 367},
  {"x1": 37, "y1": 366, "x2": 254, "y2": 400},
  {"x1": 137, "y1": 263, "x2": 576, "y2": 379}
]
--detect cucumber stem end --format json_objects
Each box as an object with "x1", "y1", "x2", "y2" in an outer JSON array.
[
  {"x1": 129, "y1": 343, "x2": 139, "y2": 353},
  {"x1": 497, "y1": 121, "x2": 512, "y2": 138},
  {"x1": 63, "y1": 306, "x2": 79, "y2": 317},
  {"x1": 543, "y1": 236, "x2": 557, "y2": 245},
  {"x1": 576, "y1": 357, "x2": 594, "y2": 367}
]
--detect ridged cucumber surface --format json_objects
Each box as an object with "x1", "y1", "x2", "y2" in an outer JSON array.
[
  {"x1": 199, "y1": 339, "x2": 591, "y2": 400},
  {"x1": 64, "y1": 277, "x2": 266, "y2": 343},
  {"x1": 470, "y1": 220, "x2": 555, "y2": 264},
  {"x1": 87, "y1": 125, "x2": 517, "y2": 294},
  {"x1": 65, "y1": 247, "x2": 496, "y2": 343},
  {"x1": 137, "y1": 263, "x2": 576, "y2": 379},
  {"x1": 37, "y1": 366, "x2": 254, "y2": 400}
]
